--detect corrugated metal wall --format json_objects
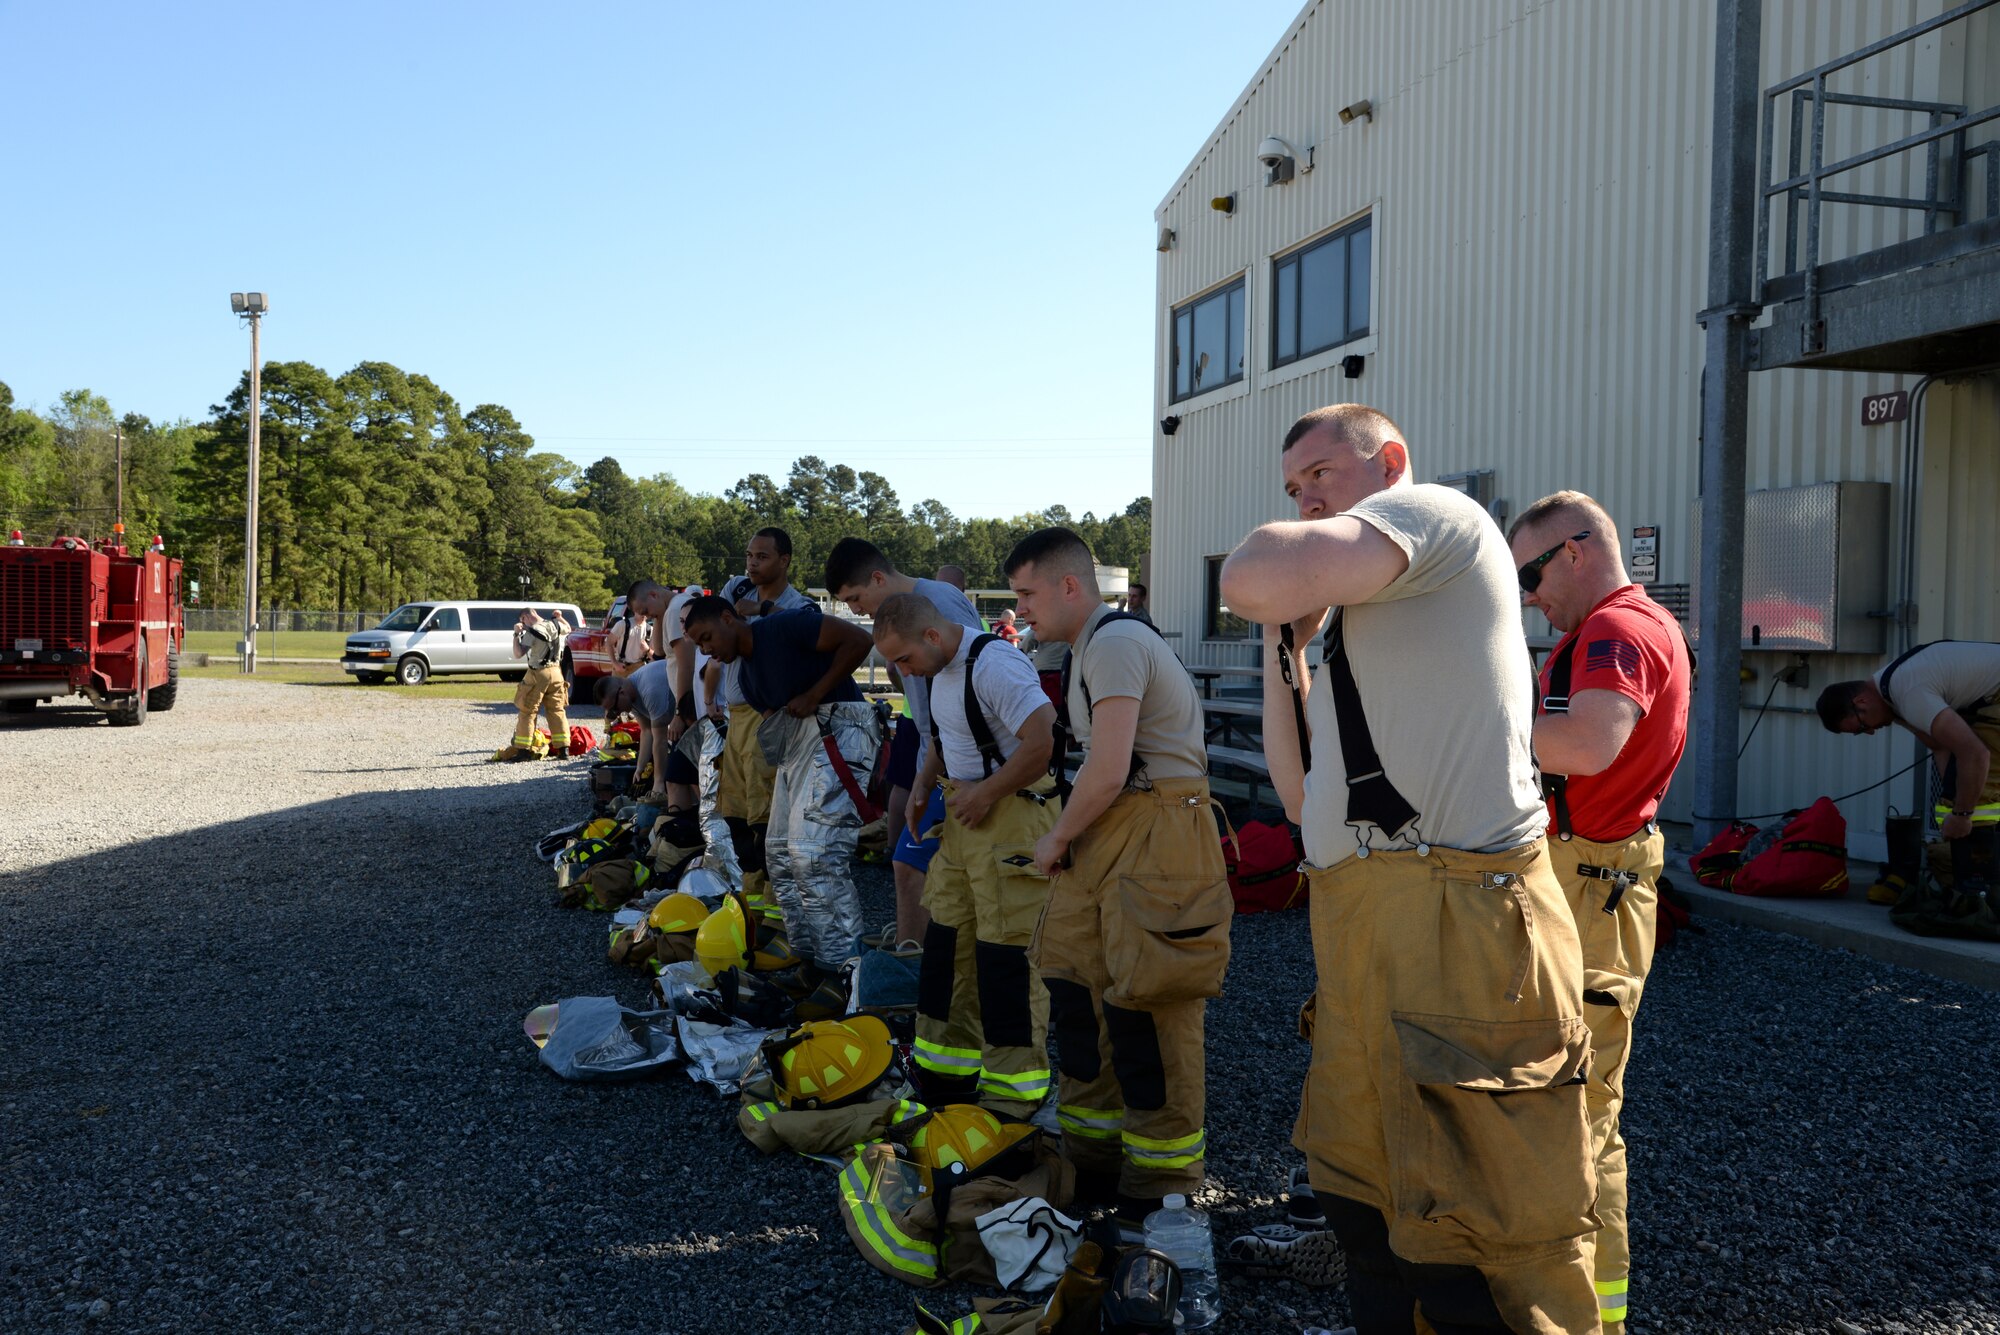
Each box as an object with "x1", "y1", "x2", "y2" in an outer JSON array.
[{"x1": 1150, "y1": 0, "x2": 1998, "y2": 857}]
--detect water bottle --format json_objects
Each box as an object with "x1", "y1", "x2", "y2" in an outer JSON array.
[{"x1": 1143, "y1": 1193, "x2": 1221, "y2": 1331}]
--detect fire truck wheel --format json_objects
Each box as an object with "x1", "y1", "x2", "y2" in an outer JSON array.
[
  {"x1": 148, "y1": 642, "x2": 181, "y2": 712},
  {"x1": 396, "y1": 655, "x2": 430, "y2": 687}
]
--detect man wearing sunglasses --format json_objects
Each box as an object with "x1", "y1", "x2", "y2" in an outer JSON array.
[
  {"x1": 1221, "y1": 405, "x2": 1598, "y2": 1335},
  {"x1": 1508, "y1": 491, "x2": 1690, "y2": 1335}
]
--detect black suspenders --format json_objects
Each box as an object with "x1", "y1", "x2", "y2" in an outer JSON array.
[
  {"x1": 1539, "y1": 637, "x2": 1579, "y2": 841},
  {"x1": 1322, "y1": 610, "x2": 1422, "y2": 849},
  {"x1": 927, "y1": 633, "x2": 1006, "y2": 780},
  {"x1": 1051, "y1": 612, "x2": 1163, "y2": 801}
]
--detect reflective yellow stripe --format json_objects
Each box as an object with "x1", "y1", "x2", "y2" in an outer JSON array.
[
  {"x1": 1934, "y1": 801, "x2": 2000, "y2": 822},
  {"x1": 1057, "y1": 1103, "x2": 1124, "y2": 1140},
  {"x1": 1122, "y1": 1126, "x2": 1206, "y2": 1168},
  {"x1": 1596, "y1": 1278, "x2": 1628, "y2": 1323},
  {"x1": 838, "y1": 1161, "x2": 937, "y2": 1278},
  {"x1": 912, "y1": 1037, "x2": 983, "y2": 1074},
  {"x1": 745, "y1": 1101, "x2": 778, "y2": 1123},
  {"x1": 977, "y1": 1068, "x2": 1052, "y2": 1099}
]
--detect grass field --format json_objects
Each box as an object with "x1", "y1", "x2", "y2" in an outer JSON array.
[
  {"x1": 183, "y1": 629, "x2": 352, "y2": 660},
  {"x1": 181, "y1": 660, "x2": 522, "y2": 702}
]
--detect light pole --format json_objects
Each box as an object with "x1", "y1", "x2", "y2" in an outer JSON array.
[{"x1": 230, "y1": 292, "x2": 269, "y2": 673}]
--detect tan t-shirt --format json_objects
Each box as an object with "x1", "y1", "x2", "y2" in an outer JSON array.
[
  {"x1": 1300, "y1": 484, "x2": 1547, "y2": 867},
  {"x1": 1874, "y1": 641, "x2": 2000, "y2": 734},
  {"x1": 1066, "y1": 604, "x2": 1207, "y2": 782}
]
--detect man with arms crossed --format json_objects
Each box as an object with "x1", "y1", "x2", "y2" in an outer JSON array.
[
  {"x1": 1511, "y1": 491, "x2": 1690, "y2": 1335},
  {"x1": 684, "y1": 598, "x2": 879, "y2": 991},
  {"x1": 825, "y1": 538, "x2": 987, "y2": 959},
  {"x1": 1010, "y1": 527, "x2": 1230, "y2": 1222},
  {"x1": 1221, "y1": 405, "x2": 1598, "y2": 1335},
  {"x1": 872, "y1": 592, "x2": 1059, "y2": 1115}
]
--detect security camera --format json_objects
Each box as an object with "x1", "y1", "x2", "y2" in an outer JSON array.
[
  {"x1": 1338, "y1": 99, "x2": 1374, "y2": 125},
  {"x1": 1256, "y1": 135, "x2": 1308, "y2": 185},
  {"x1": 1256, "y1": 136, "x2": 1293, "y2": 167}
]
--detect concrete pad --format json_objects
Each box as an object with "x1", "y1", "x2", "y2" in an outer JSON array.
[{"x1": 1667, "y1": 852, "x2": 2000, "y2": 991}]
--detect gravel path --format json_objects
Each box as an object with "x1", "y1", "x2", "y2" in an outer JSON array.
[{"x1": 3, "y1": 680, "x2": 1996, "y2": 1334}]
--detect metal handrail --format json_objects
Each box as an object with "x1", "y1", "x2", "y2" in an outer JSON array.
[{"x1": 1751, "y1": 0, "x2": 2000, "y2": 350}]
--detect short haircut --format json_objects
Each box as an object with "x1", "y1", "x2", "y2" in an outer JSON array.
[
  {"x1": 1281, "y1": 403, "x2": 1406, "y2": 458},
  {"x1": 873, "y1": 592, "x2": 946, "y2": 641},
  {"x1": 625, "y1": 577, "x2": 662, "y2": 602},
  {"x1": 679, "y1": 594, "x2": 736, "y2": 629},
  {"x1": 1129, "y1": 582, "x2": 1148, "y2": 596},
  {"x1": 825, "y1": 537, "x2": 892, "y2": 592},
  {"x1": 1004, "y1": 526, "x2": 1096, "y2": 583},
  {"x1": 1816, "y1": 681, "x2": 1868, "y2": 733},
  {"x1": 1508, "y1": 490, "x2": 1614, "y2": 545},
  {"x1": 752, "y1": 526, "x2": 792, "y2": 557}
]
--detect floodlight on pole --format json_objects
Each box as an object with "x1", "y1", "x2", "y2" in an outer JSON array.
[{"x1": 231, "y1": 290, "x2": 270, "y2": 673}]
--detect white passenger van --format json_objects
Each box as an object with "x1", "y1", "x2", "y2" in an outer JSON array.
[{"x1": 341, "y1": 600, "x2": 586, "y2": 686}]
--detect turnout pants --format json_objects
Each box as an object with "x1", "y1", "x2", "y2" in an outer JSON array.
[
  {"x1": 1935, "y1": 708, "x2": 2000, "y2": 826},
  {"x1": 695, "y1": 717, "x2": 743, "y2": 890},
  {"x1": 1547, "y1": 828, "x2": 1663, "y2": 1334},
  {"x1": 766, "y1": 702, "x2": 881, "y2": 971},
  {"x1": 512, "y1": 663, "x2": 568, "y2": 752},
  {"x1": 915, "y1": 780, "x2": 1058, "y2": 1116},
  {"x1": 1296, "y1": 840, "x2": 1600, "y2": 1335},
  {"x1": 719, "y1": 702, "x2": 780, "y2": 920},
  {"x1": 1030, "y1": 777, "x2": 1231, "y2": 1198}
]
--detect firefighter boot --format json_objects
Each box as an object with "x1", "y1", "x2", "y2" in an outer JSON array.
[
  {"x1": 1939, "y1": 825, "x2": 2000, "y2": 941},
  {"x1": 1868, "y1": 816, "x2": 1924, "y2": 906}
]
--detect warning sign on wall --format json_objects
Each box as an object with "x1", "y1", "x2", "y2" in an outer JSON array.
[{"x1": 1630, "y1": 525, "x2": 1660, "y2": 585}]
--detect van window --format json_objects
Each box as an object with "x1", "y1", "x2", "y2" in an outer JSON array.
[
  {"x1": 379, "y1": 605, "x2": 435, "y2": 631},
  {"x1": 427, "y1": 608, "x2": 462, "y2": 631},
  {"x1": 468, "y1": 608, "x2": 520, "y2": 632}
]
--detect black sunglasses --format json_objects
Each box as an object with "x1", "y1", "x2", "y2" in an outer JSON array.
[{"x1": 1518, "y1": 531, "x2": 1590, "y2": 594}]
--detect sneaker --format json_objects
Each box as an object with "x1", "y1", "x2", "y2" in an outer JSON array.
[
  {"x1": 1283, "y1": 1163, "x2": 1325, "y2": 1230},
  {"x1": 860, "y1": 921, "x2": 899, "y2": 951},
  {"x1": 1222, "y1": 1224, "x2": 1347, "y2": 1289}
]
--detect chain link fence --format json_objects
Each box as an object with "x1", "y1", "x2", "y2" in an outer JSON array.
[{"x1": 184, "y1": 609, "x2": 390, "y2": 634}]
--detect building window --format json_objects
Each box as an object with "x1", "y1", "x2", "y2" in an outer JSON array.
[
  {"x1": 1171, "y1": 280, "x2": 1246, "y2": 402},
  {"x1": 1272, "y1": 215, "x2": 1371, "y2": 367},
  {"x1": 1205, "y1": 555, "x2": 1252, "y2": 640}
]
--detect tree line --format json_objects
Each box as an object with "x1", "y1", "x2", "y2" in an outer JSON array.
[{"x1": 0, "y1": 367, "x2": 1150, "y2": 616}]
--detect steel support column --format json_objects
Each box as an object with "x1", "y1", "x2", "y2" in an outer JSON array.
[{"x1": 1693, "y1": 0, "x2": 1763, "y2": 845}]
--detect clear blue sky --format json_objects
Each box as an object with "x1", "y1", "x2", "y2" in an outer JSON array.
[{"x1": 1, "y1": 0, "x2": 1300, "y2": 520}]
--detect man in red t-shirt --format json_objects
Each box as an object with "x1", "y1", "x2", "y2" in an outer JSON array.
[{"x1": 1508, "y1": 490, "x2": 1690, "y2": 1335}]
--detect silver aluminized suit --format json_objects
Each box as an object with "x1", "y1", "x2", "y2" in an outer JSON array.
[
  {"x1": 695, "y1": 717, "x2": 743, "y2": 890},
  {"x1": 764, "y1": 701, "x2": 882, "y2": 970}
]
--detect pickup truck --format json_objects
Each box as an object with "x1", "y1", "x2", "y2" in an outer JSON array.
[{"x1": 563, "y1": 596, "x2": 628, "y2": 703}]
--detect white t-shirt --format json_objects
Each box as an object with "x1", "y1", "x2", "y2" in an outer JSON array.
[
  {"x1": 1300, "y1": 484, "x2": 1547, "y2": 867},
  {"x1": 662, "y1": 590, "x2": 696, "y2": 648},
  {"x1": 611, "y1": 614, "x2": 651, "y2": 666},
  {"x1": 902, "y1": 577, "x2": 987, "y2": 760},
  {"x1": 1874, "y1": 641, "x2": 2000, "y2": 735},
  {"x1": 929, "y1": 630, "x2": 1053, "y2": 782},
  {"x1": 693, "y1": 647, "x2": 713, "y2": 721}
]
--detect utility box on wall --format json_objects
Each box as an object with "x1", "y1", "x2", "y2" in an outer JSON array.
[{"x1": 1689, "y1": 481, "x2": 1890, "y2": 653}]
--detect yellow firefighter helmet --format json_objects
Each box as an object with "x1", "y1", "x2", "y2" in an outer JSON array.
[
  {"x1": 770, "y1": 1014, "x2": 895, "y2": 1110},
  {"x1": 647, "y1": 891, "x2": 711, "y2": 935},
  {"x1": 907, "y1": 1104, "x2": 1038, "y2": 1175}
]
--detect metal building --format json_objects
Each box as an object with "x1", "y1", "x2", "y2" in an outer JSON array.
[{"x1": 1150, "y1": 0, "x2": 1999, "y2": 859}]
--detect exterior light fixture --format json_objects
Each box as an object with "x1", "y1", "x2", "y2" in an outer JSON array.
[
  {"x1": 1342, "y1": 353, "x2": 1366, "y2": 379},
  {"x1": 1157, "y1": 227, "x2": 1175, "y2": 252},
  {"x1": 1210, "y1": 194, "x2": 1235, "y2": 215},
  {"x1": 1160, "y1": 415, "x2": 1182, "y2": 436},
  {"x1": 1338, "y1": 99, "x2": 1374, "y2": 126}
]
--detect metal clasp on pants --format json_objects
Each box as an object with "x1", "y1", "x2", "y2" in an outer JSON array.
[{"x1": 1479, "y1": 871, "x2": 1518, "y2": 890}]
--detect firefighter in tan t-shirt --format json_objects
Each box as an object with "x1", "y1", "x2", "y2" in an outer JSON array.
[
  {"x1": 1223, "y1": 404, "x2": 1598, "y2": 1335},
  {"x1": 1007, "y1": 526, "x2": 1231, "y2": 1225}
]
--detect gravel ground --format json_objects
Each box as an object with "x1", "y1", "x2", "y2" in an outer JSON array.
[{"x1": 3, "y1": 679, "x2": 1997, "y2": 1334}]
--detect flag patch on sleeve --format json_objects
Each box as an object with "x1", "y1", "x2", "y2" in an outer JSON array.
[{"x1": 1584, "y1": 639, "x2": 1641, "y2": 678}]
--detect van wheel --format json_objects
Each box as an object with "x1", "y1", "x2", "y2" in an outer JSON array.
[
  {"x1": 396, "y1": 656, "x2": 430, "y2": 687},
  {"x1": 355, "y1": 672, "x2": 387, "y2": 685},
  {"x1": 501, "y1": 670, "x2": 526, "y2": 683}
]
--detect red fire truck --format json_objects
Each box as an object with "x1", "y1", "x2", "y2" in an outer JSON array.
[{"x1": 0, "y1": 529, "x2": 184, "y2": 725}]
